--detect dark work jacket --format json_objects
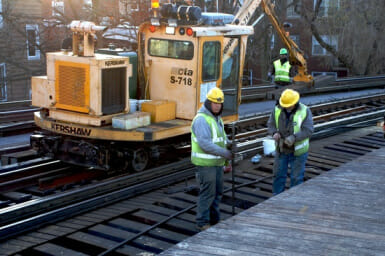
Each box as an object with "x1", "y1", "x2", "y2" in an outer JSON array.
[{"x1": 266, "y1": 103, "x2": 314, "y2": 154}]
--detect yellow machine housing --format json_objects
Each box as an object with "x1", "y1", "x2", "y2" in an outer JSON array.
[{"x1": 32, "y1": 52, "x2": 132, "y2": 126}]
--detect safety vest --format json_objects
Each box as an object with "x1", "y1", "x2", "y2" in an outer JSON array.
[
  {"x1": 273, "y1": 59, "x2": 291, "y2": 83},
  {"x1": 274, "y1": 103, "x2": 309, "y2": 156},
  {"x1": 191, "y1": 113, "x2": 226, "y2": 166}
]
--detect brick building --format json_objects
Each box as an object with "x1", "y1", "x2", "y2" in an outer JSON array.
[
  {"x1": 0, "y1": 0, "x2": 46, "y2": 101},
  {"x1": 0, "y1": 0, "x2": 353, "y2": 101}
]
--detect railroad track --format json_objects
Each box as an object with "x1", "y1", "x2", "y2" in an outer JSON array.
[
  {"x1": 0, "y1": 75, "x2": 384, "y2": 137},
  {"x1": 1, "y1": 93, "x2": 384, "y2": 208},
  {"x1": 241, "y1": 75, "x2": 385, "y2": 101},
  {"x1": 0, "y1": 93, "x2": 384, "y2": 255},
  {"x1": 0, "y1": 100, "x2": 39, "y2": 137},
  {"x1": 233, "y1": 93, "x2": 385, "y2": 158},
  {"x1": 0, "y1": 128, "x2": 383, "y2": 255}
]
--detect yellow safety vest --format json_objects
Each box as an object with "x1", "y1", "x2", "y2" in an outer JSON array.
[
  {"x1": 273, "y1": 59, "x2": 291, "y2": 83},
  {"x1": 191, "y1": 113, "x2": 226, "y2": 166},
  {"x1": 274, "y1": 103, "x2": 309, "y2": 156}
]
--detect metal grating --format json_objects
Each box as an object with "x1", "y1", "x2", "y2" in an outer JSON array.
[
  {"x1": 101, "y1": 67, "x2": 126, "y2": 115},
  {"x1": 55, "y1": 61, "x2": 90, "y2": 113}
]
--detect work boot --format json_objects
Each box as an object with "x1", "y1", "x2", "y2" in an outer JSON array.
[{"x1": 196, "y1": 224, "x2": 211, "y2": 231}]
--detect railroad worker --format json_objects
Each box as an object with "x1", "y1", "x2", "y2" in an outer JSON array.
[
  {"x1": 267, "y1": 89, "x2": 313, "y2": 195},
  {"x1": 268, "y1": 48, "x2": 295, "y2": 87},
  {"x1": 191, "y1": 87, "x2": 233, "y2": 231}
]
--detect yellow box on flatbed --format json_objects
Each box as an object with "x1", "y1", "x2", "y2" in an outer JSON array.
[{"x1": 141, "y1": 100, "x2": 176, "y2": 123}]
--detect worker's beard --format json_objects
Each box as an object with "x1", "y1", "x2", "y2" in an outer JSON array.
[{"x1": 204, "y1": 99, "x2": 223, "y2": 116}]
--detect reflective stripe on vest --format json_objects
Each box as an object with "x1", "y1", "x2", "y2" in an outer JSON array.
[
  {"x1": 274, "y1": 103, "x2": 309, "y2": 156},
  {"x1": 191, "y1": 113, "x2": 226, "y2": 166},
  {"x1": 273, "y1": 59, "x2": 291, "y2": 83}
]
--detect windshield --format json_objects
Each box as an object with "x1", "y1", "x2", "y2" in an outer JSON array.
[
  {"x1": 202, "y1": 41, "x2": 221, "y2": 82},
  {"x1": 148, "y1": 38, "x2": 194, "y2": 60}
]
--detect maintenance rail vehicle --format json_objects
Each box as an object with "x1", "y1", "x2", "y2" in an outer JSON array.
[{"x1": 30, "y1": 1, "x2": 253, "y2": 172}]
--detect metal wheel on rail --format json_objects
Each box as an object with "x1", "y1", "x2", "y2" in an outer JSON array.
[{"x1": 130, "y1": 148, "x2": 149, "y2": 172}]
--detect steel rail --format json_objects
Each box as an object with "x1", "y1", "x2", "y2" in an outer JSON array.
[
  {"x1": 98, "y1": 175, "x2": 273, "y2": 256},
  {"x1": 1, "y1": 91, "x2": 384, "y2": 245},
  {"x1": 0, "y1": 164, "x2": 196, "y2": 242},
  {"x1": 0, "y1": 159, "x2": 193, "y2": 227},
  {"x1": 1, "y1": 108, "x2": 382, "y2": 242}
]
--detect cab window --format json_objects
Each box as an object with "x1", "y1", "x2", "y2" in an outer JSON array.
[
  {"x1": 222, "y1": 40, "x2": 240, "y2": 90},
  {"x1": 148, "y1": 38, "x2": 194, "y2": 60},
  {"x1": 202, "y1": 41, "x2": 221, "y2": 82}
]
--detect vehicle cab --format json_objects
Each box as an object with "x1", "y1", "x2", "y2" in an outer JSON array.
[{"x1": 139, "y1": 1, "x2": 253, "y2": 123}]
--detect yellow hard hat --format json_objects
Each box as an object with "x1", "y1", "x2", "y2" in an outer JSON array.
[
  {"x1": 207, "y1": 87, "x2": 224, "y2": 103},
  {"x1": 279, "y1": 89, "x2": 300, "y2": 108}
]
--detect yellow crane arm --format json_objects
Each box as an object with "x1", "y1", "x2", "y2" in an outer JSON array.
[
  {"x1": 261, "y1": 0, "x2": 313, "y2": 84},
  {"x1": 223, "y1": 0, "x2": 262, "y2": 63},
  {"x1": 233, "y1": 0, "x2": 263, "y2": 26},
  {"x1": 225, "y1": 0, "x2": 313, "y2": 85}
]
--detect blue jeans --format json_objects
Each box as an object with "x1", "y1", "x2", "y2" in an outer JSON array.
[
  {"x1": 273, "y1": 152, "x2": 308, "y2": 195},
  {"x1": 195, "y1": 166, "x2": 223, "y2": 227}
]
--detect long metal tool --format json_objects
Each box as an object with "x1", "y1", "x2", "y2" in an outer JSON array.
[{"x1": 231, "y1": 122, "x2": 236, "y2": 215}]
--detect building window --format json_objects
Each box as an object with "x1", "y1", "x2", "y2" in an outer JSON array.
[
  {"x1": 312, "y1": 35, "x2": 338, "y2": 55},
  {"x1": 315, "y1": 0, "x2": 340, "y2": 17},
  {"x1": 119, "y1": 0, "x2": 139, "y2": 15},
  {"x1": 52, "y1": 0, "x2": 64, "y2": 16},
  {"x1": 0, "y1": 63, "x2": 7, "y2": 101},
  {"x1": 0, "y1": 1, "x2": 3, "y2": 29},
  {"x1": 26, "y1": 24, "x2": 40, "y2": 60},
  {"x1": 129, "y1": 0, "x2": 139, "y2": 12},
  {"x1": 287, "y1": 0, "x2": 300, "y2": 18}
]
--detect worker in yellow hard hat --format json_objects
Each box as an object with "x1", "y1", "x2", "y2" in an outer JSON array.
[
  {"x1": 191, "y1": 87, "x2": 233, "y2": 231},
  {"x1": 266, "y1": 89, "x2": 314, "y2": 195},
  {"x1": 268, "y1": 48, "x2": 295, "y2": 87}
]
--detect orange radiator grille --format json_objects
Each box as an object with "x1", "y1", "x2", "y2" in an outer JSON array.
[{"x1": 55, "y1": 61, "x2": 90, "y2": 113}]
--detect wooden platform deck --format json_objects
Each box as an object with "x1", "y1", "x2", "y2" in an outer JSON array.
[{"x1": 161, "y1": 147, "x2": 385, "y2": 255}]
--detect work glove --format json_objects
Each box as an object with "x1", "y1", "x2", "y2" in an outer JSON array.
[
  {"x1": 224, "y1": 150, "x2": 233, "y2": 160},
  {"x1": 272, "y1": 132, "x2": 281, "y2": 142},
  {"x1": 284, "y1": 135, "x2": 296, "y2": 147}
]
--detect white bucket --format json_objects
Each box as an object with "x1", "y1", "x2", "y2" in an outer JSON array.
[
  {"x1": 263, "y1": 138, "x2": 276, "y2": 156},
  {"x1": 129, "y1": 99, "x2": 138, "y2": 113}
]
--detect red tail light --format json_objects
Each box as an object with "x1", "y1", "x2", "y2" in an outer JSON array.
[
  {"x1": 186, "y1": 27, "x2": 193, "y2": 36},
  {"x1": 149, "y1": 25, "x2": 156, "y2": 33}
]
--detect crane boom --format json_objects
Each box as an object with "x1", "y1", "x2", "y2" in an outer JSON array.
[
  {"x1": 225, "y1": 0, "x2": 313, "y2": 85},
  {"x1": 223, "y1": 0, "x2": 262, "y2": 62},
  {"x1": 233, "y1": 0, "x2": 263, "y2": 26},
  {"x1": 261, "y1": 0, "x2": 313, "y2": 84}
]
